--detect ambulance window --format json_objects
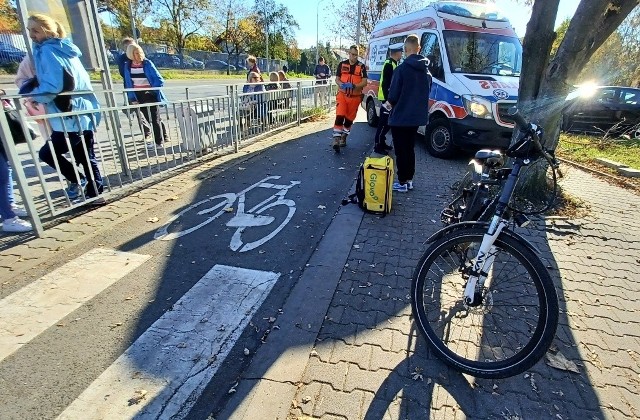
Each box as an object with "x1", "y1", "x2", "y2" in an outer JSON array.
[{"x1": 420, "y1": 32, "x2": 444, "y2": 81}]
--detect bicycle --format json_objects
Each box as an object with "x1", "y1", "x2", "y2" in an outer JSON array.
[
  {"x1": 411, "y1": 108, "x2": 562, "y2": 379},
  {"x1": 154, "y1": 175, "x2": 300, "y2": 252}
]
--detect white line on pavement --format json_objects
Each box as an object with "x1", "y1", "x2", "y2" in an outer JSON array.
[
  {"x1": 0, "y1": 248, "x2": 151, "y2": 363},
  {"x1": 57, "y1": 264, "x2": 280, "y2": 420}
]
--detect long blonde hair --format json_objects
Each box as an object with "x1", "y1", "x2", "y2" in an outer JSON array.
[{"x1": 28, "y1": 14, "x2": 66, "y2": 39}]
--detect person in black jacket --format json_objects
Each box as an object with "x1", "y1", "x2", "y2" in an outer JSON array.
[
  {"x1": 373, "y1": 43, "x2": 403, "y2": 155},
  {"x1": 387, "y1": 34, "x2": 432, "y2": 193}
]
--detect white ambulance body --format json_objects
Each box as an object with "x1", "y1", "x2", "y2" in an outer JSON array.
[{"x1": 362, "y1": 1, "x2": 522, "y2": 158}]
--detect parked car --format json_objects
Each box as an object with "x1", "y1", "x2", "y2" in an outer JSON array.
[
  {"x1": 563, "y1": 85, "x2": 640, "y2": 138},
  {"x1": 148, "y1": 52, "x2": 181, "y2": 68},
  {"x1": 0, "y1": 42, "x2": 26, "y2": 65},
  {"x1": 205, "y1": 59, "x2": 236, "y2": 71},
  {"x1": 181, "y1": 55, "x2": 205, "y2": 69}
]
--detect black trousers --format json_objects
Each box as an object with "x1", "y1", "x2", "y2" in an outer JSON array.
[
  {"x1": 390, "y1": 126, "x2": 417, "y2": 184},
  {"x1": 135, "y1": 91, "x2": 167, "y2": 145},
  {"x1": 374, "y1": 107, "x2": 391, "y2": 153}
]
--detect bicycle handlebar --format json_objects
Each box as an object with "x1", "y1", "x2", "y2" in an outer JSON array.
[{"x1": 507, "y1": 107, "x2": 563, "y2": 178}]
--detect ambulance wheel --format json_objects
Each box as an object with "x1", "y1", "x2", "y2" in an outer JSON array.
[
  {"x1": 426, "y1": 118, "x2": 456, "y2": 159},
  {"x1": 366, "y1": 100, "x2": 379, "y2": 127}
]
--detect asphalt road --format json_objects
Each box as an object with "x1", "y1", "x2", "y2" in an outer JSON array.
[{"x1": 0, "y1": 114, "x2": 377, "y2": 419}]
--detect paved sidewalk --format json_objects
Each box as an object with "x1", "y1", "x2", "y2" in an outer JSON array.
[{"x1": 222, "y1": 143, "x2": 640, "y2": 419}]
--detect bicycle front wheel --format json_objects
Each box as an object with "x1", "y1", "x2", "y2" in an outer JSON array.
[{"x1": 411, "y1": 228, "x2": 558, "y2": 379}]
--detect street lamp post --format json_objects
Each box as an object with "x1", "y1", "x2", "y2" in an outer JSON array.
[
  {"x1": 264, "y1": 0, "x2": 269, "y2": 72},
  {"x1": 356, "y1": 0, "x2": 363, "y2": 47},
  {"x1": 315, "y1": 0, "x2": 325, "y2": 66}
]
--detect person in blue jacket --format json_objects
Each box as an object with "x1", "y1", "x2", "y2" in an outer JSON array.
[
  {"x1": 117, "y1": 37, "x2": 151, "y2": 139},
  {"x1": 387, "y1": 34, "x2": 432, "y2": 193},
  {"x1": 123, "y1": 44, "x2": 169, "y2": 150},
  {"x1": 26, "y1": 14, "x2": 103, "y2": 200}
]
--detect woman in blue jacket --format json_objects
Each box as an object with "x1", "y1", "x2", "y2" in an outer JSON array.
[
  {"x1": 27, "y1": 14, "x2": 103, "y2": 200},
  {"x1": 123, "y1": 44, "x2": 169, "y2": 150}
]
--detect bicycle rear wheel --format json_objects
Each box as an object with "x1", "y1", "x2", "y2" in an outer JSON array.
[{"x1": 411, "y1": 228, "x2": 558, "y2": 379}]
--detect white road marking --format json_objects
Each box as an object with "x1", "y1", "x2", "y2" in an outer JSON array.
[
  {"x1": 57, "y1": 264, "x2": 280, "y2": 420},
  {"x1": 0, "y1": 248, "x2": 151, "y2": 363}
]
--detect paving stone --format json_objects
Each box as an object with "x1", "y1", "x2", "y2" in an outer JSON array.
[
  {"x1": 301, "y1": 358, "x2": 348, "y2": 391},
  {"x1": 312, "y1": 388, "x2": 367, "y2": 419}
]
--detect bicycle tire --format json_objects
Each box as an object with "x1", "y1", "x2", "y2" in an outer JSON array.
[
  {"x1": 154, "y1": 193, "x2": 236, "y2": 241},
  {"x1": 411, "y1": 227, "x2": 558, "y2": 379}
]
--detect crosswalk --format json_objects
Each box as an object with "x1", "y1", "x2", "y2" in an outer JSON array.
[{"x1": 0, "y1": 249, "x2": 280, "y2": 419}]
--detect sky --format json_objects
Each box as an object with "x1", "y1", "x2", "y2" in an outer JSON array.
[{"x1": 284, "y1": 0, "x2": 581, "y2": 49}]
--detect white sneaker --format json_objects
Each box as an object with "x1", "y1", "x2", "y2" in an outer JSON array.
[
  {"x1": 10, "y1": 204, "x2": 28, "y2": 217},
  {"x1": 407, "y1": 180, "x2": 414, "y2": 190},
  {"x1": 3, "y1": 217, "x2": 32, "y2": 233}
]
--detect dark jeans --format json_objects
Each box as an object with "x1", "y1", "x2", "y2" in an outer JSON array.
[
  {"x1": 391, "y1": 126, "x2": 417, "y2": 184},
  {"x1": 136, "y1": 91, "x2": 167, "y2": 145},
  {"x1": 374, "y1": 107, "x2": 391, "y2": 153},
  {"x1": 39, "y1": 130, "x2": 103, "y2": 197}
]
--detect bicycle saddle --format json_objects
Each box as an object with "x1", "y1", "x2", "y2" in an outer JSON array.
[{"x1": 474, "y1": 149, "x2": 504, "y2": 168}]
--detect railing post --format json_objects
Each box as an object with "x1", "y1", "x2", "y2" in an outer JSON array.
[
  {"x1": 297, "y1": 81, "x2": 302, "y2": 126},
  {"x1": 230, "y1": 85, "x2": 239, "y2": 153},
  {"x1": 0, "y1": 110, "x2": 44, "y2": 237}
]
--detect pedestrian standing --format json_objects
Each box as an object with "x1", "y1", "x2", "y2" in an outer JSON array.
[
  {"x1": 124, "y1": 44, "x2": 169, "y2": 150},
  {"x1": 373, "y1": 43, "x2": 403, "y2": 155},
  {"x1": 27, "y1": 14, "x2": 104, "y2": 200},
  {"x1": 332, "y1": 45, "x2": 368, "y2": 152},
  {"x1": 387, "y1": 34, "x2": 432, "y2": 192},
  {"x1": 246, "y1": 56, "x2": 263, "y2": 82},
  {"x1": 118, "y1": 37, "x2": 151, "y2": 139},
  {"x1": 313, "y1": 57, "x2": 331, "y2": 106}
]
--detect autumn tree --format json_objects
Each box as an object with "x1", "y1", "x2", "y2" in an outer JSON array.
[
  {"x1": 327, "y1": 0, "x2": 422, "y2": 47},
  {"x1": 97, "y1": 0, "x2": 153, "y2": 41},
  {"x1": 152, "y1": 0, "x2": 216, "y2": 56},
  {"x1": 0, "y1": 0, "x2": 19, "y2": 32},
  {"x1": 518, "y1": 0, "x2": 639, "y2": 149},
  {"x1": 215, "y1": 0, "x2": 259, "y2": 73},
  {"x1": 250, "y1": 0, "x2": 299, "y2": 60}
]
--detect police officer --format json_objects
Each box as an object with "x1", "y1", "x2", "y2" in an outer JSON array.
[
  {"x1": 373, "y1": 43, "x2": 403, "y2": 155},
  {"x1": 332, "y1": 45, "x2": 368, "y2": 152}
]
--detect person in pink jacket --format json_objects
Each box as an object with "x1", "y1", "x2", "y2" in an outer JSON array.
[{"x1": 15, "y1": 52, "x2": 50, "y2": 139}]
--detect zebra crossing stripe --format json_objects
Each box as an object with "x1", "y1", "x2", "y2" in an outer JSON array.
[
  {"x1": 0, "y1": 248, "x2": 151, "y2": 363},
  {"x1": 57, "y1": 264, "x2": 280, "y2": 420}
]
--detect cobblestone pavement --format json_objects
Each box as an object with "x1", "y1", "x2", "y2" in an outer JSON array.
[{"x1": 288, "y1": 144, "x2": 640, "y2": 420}]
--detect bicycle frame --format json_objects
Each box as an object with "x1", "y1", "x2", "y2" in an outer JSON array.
[{"x1": 462, "y1": 158, "x2": 528, "y2": 305}]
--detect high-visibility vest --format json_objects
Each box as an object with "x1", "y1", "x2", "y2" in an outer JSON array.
[
  {"x1": 338, "y1": 60, "x2": 365, "y2": 96},
  {"x1": 377, "y1": 59, "x2": 397, "y2": 100}
]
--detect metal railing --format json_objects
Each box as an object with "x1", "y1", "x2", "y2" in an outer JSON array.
[{"x1": 0, "y1": 80, "x2": 336, "y2": 237}]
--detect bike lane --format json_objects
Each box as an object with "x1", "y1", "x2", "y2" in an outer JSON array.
[{"x1": 0, "y1": 116, "x2": 377, "y2": 419}]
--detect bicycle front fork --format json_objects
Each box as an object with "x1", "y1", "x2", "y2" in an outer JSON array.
[{"x1": 463, "y1": 217, "x2": 507, "y2": 306}]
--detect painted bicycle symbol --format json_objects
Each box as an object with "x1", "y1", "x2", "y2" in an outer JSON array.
[{"x1": 154, "y1": 176, "x2": 301, "y2": 252}]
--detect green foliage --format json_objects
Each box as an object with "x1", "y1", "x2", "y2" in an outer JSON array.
[{"x1": 558, "y1": 133, "x2": 640, "y2": 170}]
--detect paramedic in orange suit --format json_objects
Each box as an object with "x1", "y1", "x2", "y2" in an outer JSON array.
[{"x1": 332, "y1": 45, "x2": 368, "y2": 151}]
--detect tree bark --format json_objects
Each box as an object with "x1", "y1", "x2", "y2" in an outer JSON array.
[{"x1": 517, "y1": 0, "x2": 639, "y2": 149}]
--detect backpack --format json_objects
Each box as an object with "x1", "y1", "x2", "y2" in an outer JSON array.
[{"x1": 346, "y1": 156, "x2": 394, "y2": 216}]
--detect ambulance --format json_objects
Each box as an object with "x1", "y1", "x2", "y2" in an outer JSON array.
[{"x1": 362, "y1": 1, "x2": 522, "y2": 158}]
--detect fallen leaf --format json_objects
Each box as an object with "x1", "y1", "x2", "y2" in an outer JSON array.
[
  {"x1": 292, "y1": 399, "x2": 299, "y2": 409},
  {"x1": 301, "y1": 396, "x2": 312, "y2": 404},
  {"x1": 238, "y1": 167, "x2": 246, "y2": 170},
  {"x1": 317, "y1": 205, "x2": 326, "y2": 209},
  {"x1": 167, "y1": 196, "x2": 179, "y2": 201},
  {"x1": 546, "y1": 351, "x2": 580, "y2": 373},
  {"x1": 224, "y1": 207, "x2": 234, "y2": 212},
  {"x1": 268, "y1": 317, "x2": 276, "y2": 323},
  {"x1": 128, "y1": 389, "x2": 147, "y2": 406},
  {"x1": 243, "y1": 348, "x2": 250, "y2": 356},
  {"x1": 146, "y1": 217, "x2": 159, "y2": 223},
  {"x1": 177, "y1": 342, "x2": 187, "y2": 348}
]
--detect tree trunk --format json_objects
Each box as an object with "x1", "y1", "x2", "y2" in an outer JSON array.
[{"x1": 517, "y1": 0, "x2": 639, "y2": 150}]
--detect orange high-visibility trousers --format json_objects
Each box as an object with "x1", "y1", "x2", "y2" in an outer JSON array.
[{"x1": 334, "y1": 91, "x2": 361, "y2": 130}]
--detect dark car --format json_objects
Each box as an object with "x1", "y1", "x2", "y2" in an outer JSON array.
[
  {"x1": 181, "y1": 55, "x2": 205, "y2": 69},
  {"x1": 205, "y1": 59, "x2": 236, "y2": 71},
  {"x1": 0, "y1": 42, "x2": 26, "y2": 64},
  {"x1": 563, "y1": 86, "x2": 640, "y2": 138},
  {"x1": 147, "y1": 52, "x2": 181, "y2": 68}
]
